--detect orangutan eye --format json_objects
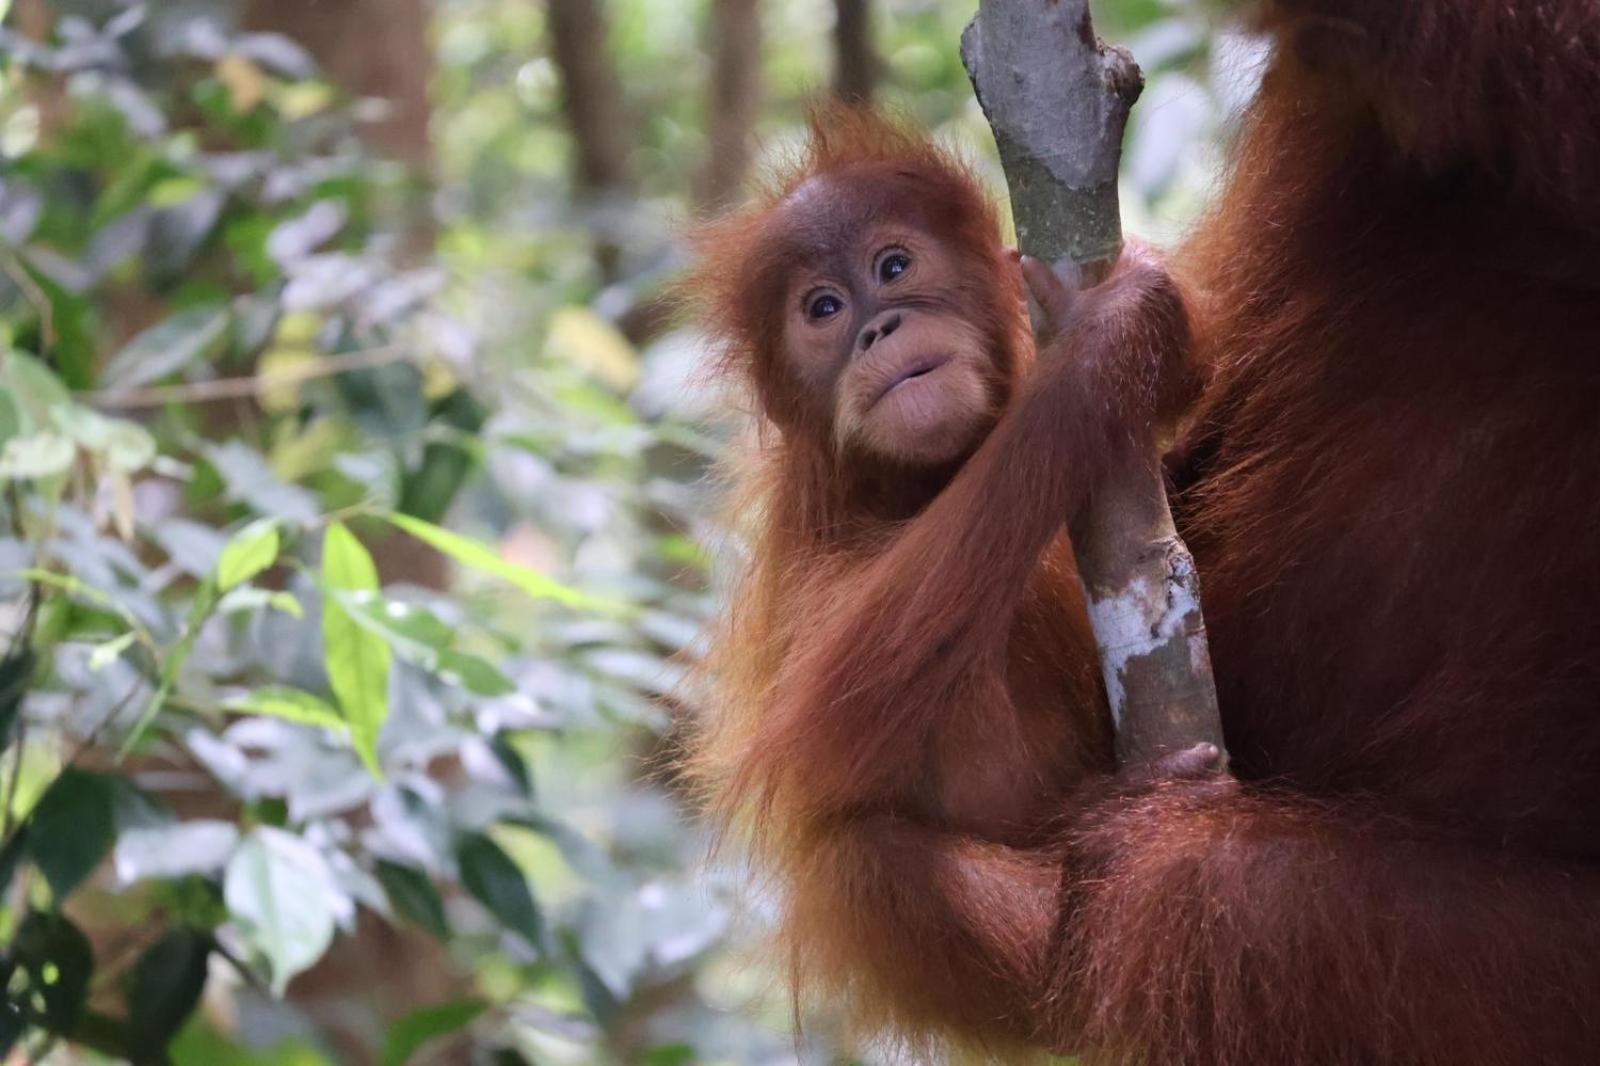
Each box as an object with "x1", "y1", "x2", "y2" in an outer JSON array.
[
  {"x1": 808, "y1": 292, "x2": 844, "y2": 320},
  {"x1": 879, "y1": 251, "x2": 911, "y2": 283}
]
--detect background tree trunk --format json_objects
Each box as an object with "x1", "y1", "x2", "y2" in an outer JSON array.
[
  {"x1": 240, "y1": 0, "x2": 450, "y2": 594},
  {"x1": 12, "y1": 0, "x2": 65, "y2": 137},
  {"x1": 546, "y1": 0, "x2": 633, "y2": 196},
  {"x1": 13, "y1": 0, "x2": 52, "y2": 42},
  {"x1": 698, "y1": 0, "x2": 762, "y2": 211},
  {"x1": 545, "y1": 0, "x2": 636, "y2": 288},
  {"x1": 241, "y1": 0, "x2": 433, "y2": 171},
  {"x1": 832, "y1": 0, "x2": 880, "y2": 104}
]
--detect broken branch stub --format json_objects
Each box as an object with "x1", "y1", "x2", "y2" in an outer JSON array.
[
  {"x1": 962, "y1": 0, "x2": 1227, "y2": 768},
  {"x1": 960, "y1": 0, "x2": 1142, "y2": 278}
]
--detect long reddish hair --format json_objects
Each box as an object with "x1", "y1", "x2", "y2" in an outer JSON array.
[{"x1": 679, "y1": 106, "x2": 1035, "y2": 817}]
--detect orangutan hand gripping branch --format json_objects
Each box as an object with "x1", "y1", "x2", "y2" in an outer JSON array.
[{"x1": 688, "y1": 2, "x2": 1600, "y2": 1062}]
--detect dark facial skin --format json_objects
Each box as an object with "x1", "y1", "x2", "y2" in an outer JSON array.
[{"x1": 775, "y1": 179, "x2": 1005, "y2": 467}]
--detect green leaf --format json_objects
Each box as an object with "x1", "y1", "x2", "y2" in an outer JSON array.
[
  {"x1": 380, "y1": 999, "x2": 487, "y2": 1066},
  {"x1": 434, "y1": 649, "x2": 516, "y2": 697},
  {"x1": 643, "y1": 1045, "x2": 697, "y2": 1066},
  {"x1": 126, "y1": 929, "x2": 212, "y2": 1062},
  {"x1": 216, "y1": 586, "x2": 303, "y2": 619},
  {"x1": 168, "y1": 1018, "x2": 328, "y2": 1066},
  {"x1": 203, "y1": 440, "x2": 319, "y2": 522},
  {"x1": 26, "y1": 769, "x2": 118, "y2": 900},
  {"x1": 455, "y1": 832, "x2": 542, "y2": 948},
  {"x1": 0, "y1": 432, "x2": 73, "y2": 479},
  {"x1": 11, "y1": 910, "x2": 94, "y2": 1033},
  {"x1": 329, "y1": 591, "x2": 515, "y2": 698},
  {"x1": 267, "y1": 591, "x2": 305, "y2": 618},
  {"x1": 147, "y1": 189, "x2": 226, "y2": 283},
  {"x1": 321, "y1": 522, "x2": 390, "y2": 776},
  {"x1": 384, "y1": 513, "x2": 614, "y2": 612},
  {"x1": 332, "y1": 591, "x2": 453, "y2": 649},
  {"x1": 52, "y1": 406, "x2": 155, "y2": 471},
  {"x1": 0, "y1": 388, "x2": 22, "y2": 452},
  {"x1": 215, "y1": 519, "x2": 281, "y2": 592},
  {"x1": 115, "y1": 822, "x2": 238, "y2": 884},
  {"x1": 0, "y1": 827, "x2": 28, "y2": 900},
  {"x1": 224, "y1": 686, "x2": 347, "y2": 733},
  {"x1": 323, "y1": 521, "x2": 381, "y2": 603},
  {"x1": 119, "y1": 577, "x2": 219, "y2": 757},
  {"x1": 489, "y1": 735, "x2": 532, "y2": 795},
  {"x1": 7, "y1": 569, "x2": 148, "y2": 639},
  {"x1": 0, "y1": 352, "x2": 68, "y2": 430},
  {"x1": 0, "y1": 1003, "x2": 21, "y2": 1059},
  {"x1": 100, "y1": 306, "x2": 229, "y2": 389},
  {"x1": 223, "y1": 828, "x2": 337, "y2": 996},
  {"x1": 375, "y1": 860, "x2": 447, "y2": 938}
]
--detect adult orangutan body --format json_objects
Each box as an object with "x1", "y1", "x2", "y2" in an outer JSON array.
[{"x1": 690, "y1": 3, "x2": 1600, "y2": 1063}]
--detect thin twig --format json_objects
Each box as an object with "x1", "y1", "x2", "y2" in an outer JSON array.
[
  {"x1": 78, "y1": 344, "x2": 413, "y2": 409},
  {"x1": 212, "y1": 936, "x2": 268, "y2": 992},
  {"x1": 2, "y1": 719, "x2": 26, "y2": 840},
  {"x1": 0, "y1": 249, "x2": 55, "y2": 355},
  {"x1": 0, "y1": 585, "x2": 40, "y2": 840},
  {"x1": 0, "y1": 675, "x2": 145, "y2": 862},
  {"x1": 65, "y1": 674, "x2": 146, "y2": 768},
  {"x1": 87, "y1": 926, "x2": 162, "y2": 996}
]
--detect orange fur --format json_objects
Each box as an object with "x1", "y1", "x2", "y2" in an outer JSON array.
[
  {"x1": 692, "y1": 3, "x2": 1600, "y2": 1060},
  {"x1": 685, "y1": 107, "x2": 1177, "y2": 1054}
]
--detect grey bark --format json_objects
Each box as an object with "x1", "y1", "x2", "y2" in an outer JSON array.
[
  {"x1": 962, "y1": 0, "x2": 1227, "y2": 768},
  {"x1": 961, "y1": 0, "x2": 1140, "y2": 278}
]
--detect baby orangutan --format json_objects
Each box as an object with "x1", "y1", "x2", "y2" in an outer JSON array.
[{"x1": 687, "y1": 108, "x2": 1195, "y2": 1053}]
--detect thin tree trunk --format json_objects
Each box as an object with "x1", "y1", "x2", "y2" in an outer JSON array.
[
  {"x1": 545, "y1": 0, "x2": 633, "y2": 196},
  {"x1": 698, "y1": 0, "x2": 762, "y2": 211},
  {"x1": 14, "y1": 0, "x2": 52, "y2": 42},
  {"x1": 12, "y1": 0, "x2": 65, "y2": 137},
  {"x1": 833, "y1": 0, "x2": 880, "y2": 104},
  {"x1": 545, "y1": 0, "x2": 635, "y2": 286},
  {"x1": 963, "y1": 0, "x2": 1226, "y2": 767},
  {"x1": 241, "y1": 0, "x2": 447, "y2": 589}
]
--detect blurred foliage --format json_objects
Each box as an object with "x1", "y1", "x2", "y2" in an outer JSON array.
[{"x1": 0, "y1": 0, "x2": 1237, "y2": 1062}]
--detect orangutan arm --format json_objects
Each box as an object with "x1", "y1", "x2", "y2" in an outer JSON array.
[{"x1": 733, "y1": 249, "x2": 1191, "y2": 818}]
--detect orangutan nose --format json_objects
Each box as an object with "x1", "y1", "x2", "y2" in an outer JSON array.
[{"x1": 858, "y1": 312, "x2": 903, "y2": 353}]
